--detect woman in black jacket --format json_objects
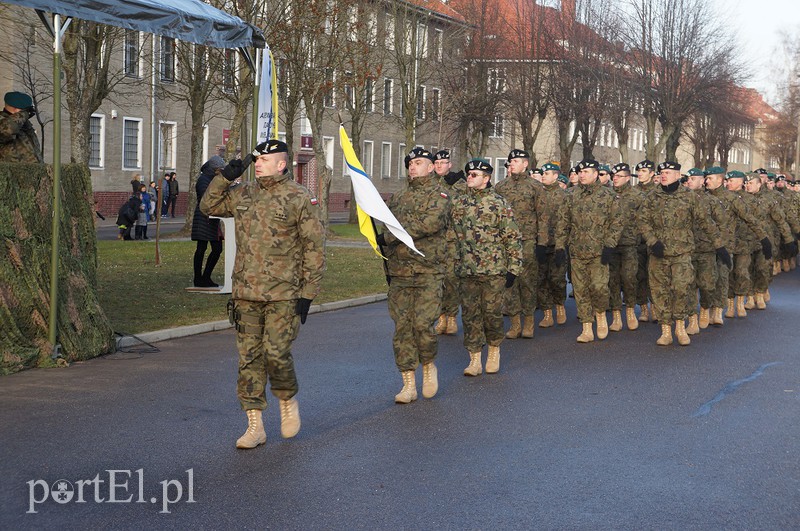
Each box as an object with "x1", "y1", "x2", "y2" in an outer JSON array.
[{"x1": 191, "y1": 156, "x2": 226, "y2": 287}]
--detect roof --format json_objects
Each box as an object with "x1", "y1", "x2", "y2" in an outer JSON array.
[
  {"x1": 400, "y1": 0, "x2": 468, "y2": 25},
  {"x1": 737, "y1": 87, "x2": 779, "y2": 124}
]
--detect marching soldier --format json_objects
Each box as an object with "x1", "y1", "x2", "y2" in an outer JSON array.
[
  {"x1": 554, "y1": 159, "x2": 623, "y2": 342},
  {"x1": 378, "y1": 147, "x2": 450, "y2": 404},
  {"x1": 535, "y1": 162, "x2": 568, "y2": 327},
  {"x1": 634, "y1": 159, "x2": 657, "y2": 322},
  {"x1": 451, "y1": 159, "x2": 522, "y2": 376},
  {"x1": 433, "y1": 150, "x2": 466, "y2": 335},
  {"x1": 639, "y1": 162, "x2": 729, "y2": 346},
  {"x1": 700, "y1": 168, "x2": 734, "y2": 327},
  {"x1": 495, "y1": 149, "x2": 545, "y2": 339}
]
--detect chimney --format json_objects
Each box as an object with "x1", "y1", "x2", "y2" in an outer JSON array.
[{"x1": 562, "y1": 0, "x2": 576, "y2": 21}]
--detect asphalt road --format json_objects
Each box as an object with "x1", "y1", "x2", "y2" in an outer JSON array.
[{"x1": 2, "y1": 273, "x2": 800, "y2": 529}]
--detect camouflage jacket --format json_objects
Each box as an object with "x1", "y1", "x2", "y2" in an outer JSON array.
[
  {"x1": 640, "y1": 185, "x2": 722, "y2": 256},
  {"x1": 0, "y1": 109, "x2": 43, "y2": 163},
  {"x1": 383, "y1": 172, "x2": 450, "y2": 277},
  {"x1": 708, "y1": 187, "x2": 767, "y2": 254},
  {"x1": 495, "y1": 172, "x2": 544, "y2": 242},
  {"x1": 555, "y1": 181, "x2": 623, "y2": 259},
  {"x1": 637, "y1": 179, "x2": 658, "y2": 196},
  {"x1": 696, "y1": 189, "x2": 734, "y2": 252},
  {"x1": 200, "y1": 172, "x2": 325, "y2": 302},
  {"x1": 537, "y1": 181, "x2": 565, "y2": 247},
  {"x1": 753, "y1": 188, "x2": 793, "y2": 245},
  {"x1": 437, "y1": 172, "x2": 467, "y2": 243},
  {"x1": 451, "y1": 185, "x2": 522, "y2": 277},
  {"x1": 613, "y1": 182, "x2": 644, "y2": 247},
  {"x1": 733, "y1": 189, "x2": 769, "y2": 252},
  {"x1": 775, "y1": 188, "x2": 800, "y2": 235}
]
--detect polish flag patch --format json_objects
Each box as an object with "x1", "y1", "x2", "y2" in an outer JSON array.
[{"x1": 310, "y1": 197, "x2": 318, "y2": 205}]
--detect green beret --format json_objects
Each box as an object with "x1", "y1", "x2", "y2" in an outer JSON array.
[
  {"x1": 726, "y1": 170, "x2": 745, "y2": 179},
  {"x1": 705, "y1": 166, "x2": 726, "y2": 176},
  {"x1": 766, "y1": 172, "x2": 776, "y2": 179},
  {"x1": 686, "y1": 168, "x2": 705, "y2": 177},
  {"x1": 557, "y1": 174, "x2": 568, "y2": 184},
  {"x1": 4, "y1": 91, "x2": 32, "y2": 109},
  {"x1": 599, "y1": 164, "x2": 612, "y2": 173},
  {"x1": 541, "y1": 162, "x2": 560, "y2": 172}
]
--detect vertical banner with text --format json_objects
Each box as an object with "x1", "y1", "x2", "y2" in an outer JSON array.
[{"x1": 256, "y1": 45, "x2": 279, "y2": 143}]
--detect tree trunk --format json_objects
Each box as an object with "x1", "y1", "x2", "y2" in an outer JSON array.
[
  {"x1": 181, "y1": 109, "x2": 205, "y2": 235},
  {"x1": 664, "y1": 124, "x2": 681, "y2": 161}
]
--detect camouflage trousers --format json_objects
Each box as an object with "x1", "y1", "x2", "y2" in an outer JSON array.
[
  {"x1": 728, "y1": 252, "x2": 753, "y2": 297},
  {"x1": 691, "y1": 252, "x2": 717, "y2": 310},
  {"x1": 441, "y1": 239, "x2": 461, "y2": 316},
  {"x1": 636, "y1": 243, "x2": 651, "y2": 305},
  {"x1": 571, "y1": 256, "x2": 609, "y2": 323},
  {"x1": 235, "y1": 299, "x2": 300, "y2": 411},
  {"x1": 387, "y1": 274, "x2": 443, "y2": 372},
  {"x1": 609, "y1": 245, "x2": 638, "y2": 310},
  {"x1": 461, "y1": 275, "x2": 506, "y2": 352},
  {"x1": 537, "y1": 247, "x2": 567, "y2": 308},
  {"x1": 505, "y1": 240, "x2": 538, "y2": 316},
  {"x1": 710, "y1": 262, "x2": 730, "y2": 309},
  {"x1": 749, "y1": 250, "x2": 770, "y2": 293},
  {"x1": 648, "y1": 254, "x2": 694, "y2": 324}
]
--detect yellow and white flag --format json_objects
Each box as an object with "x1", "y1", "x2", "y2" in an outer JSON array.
[{"x1": 338, "y1": 125, "x2": 423, "y2": 257}]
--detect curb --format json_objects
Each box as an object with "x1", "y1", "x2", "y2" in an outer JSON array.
[{"x1": 115, "y1": 293, "x2": 388, "y2": 349}]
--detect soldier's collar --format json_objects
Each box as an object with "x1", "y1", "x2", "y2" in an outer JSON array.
[{"x1": 256, "y1": 173, "x2": 289, "y2": 188}]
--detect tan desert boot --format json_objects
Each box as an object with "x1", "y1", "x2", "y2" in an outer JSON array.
[
  {"x1": 725, "y1": 298, "x2": 735, "y2": 318},
  {"x1": 651, "y1": 306, "x2": 659, "y2": 322},
  {"x1": 764, "y1": 288, "x2": 771, "y2": 302},
  {"x1": 735, "y1": 295, "x2": 747, "y2": 317},
  {"x1": 434, "y1": 314, "x2": 447, "y2": 334},
  {"x1": 445, "y1": 316, "x2": 458, "y2": 335},
  {"x1": 394, "y1": 370, "x2": 417, "y2": 404},
  {"x1": 686, "y1": 314, "x2": 700, "y2": 335},
  {"x1": 744, "y1": 294, "x2": 755, "y2": 310},
  {"x1": 698, "y1": 308, "x2": 710, "y2": 329},
  {"x1": 675, "y1": 320, "x2": 690, "y2": 346},
  {"x1": 279, "y1": 398, "x2": 301, "y2": 439},
  {"x1": 506, "y1": 315, "x2": 522, "y2": 338},
  {"x1": 791, "y1": 257, "x2": 797, "y2": 270},
  {"x1": 656, "y1": 323, "x2": 673, "y2": 346},
  {"x1": 710, "y1": 307, "x2": 724, "y2": 326},
  {"x1": 773, "y1": 261, "x2": 781, "y2": 275},
  {"x1": 521, "y1": 316, "x2": 535, "y2": 338},
  {"x1": 236, "y1": 409, "x2": 267, "y2": 449},
  {"x1": 609, "y1": 310, "x2": 623, "y2": 332},
  {"x1": 755, "y1": 292, "x2": 766, "y2": 310},
  {"x1": 626, "y1": 307, "x2": 639, "y2": 330},
  {"x1": 595, "y1": 312, "x2": 609, "y2": 340},
  {"x1": 577, "y1": 322, "x2": 594, "y2": 343},
  {"x1": 486, "y1": 345, "x2": 501, "y2": 374},
  {"x1": 638, "y1": 304, "x2": 649, "y2": 322},
  {"x1": 539, "y1": 309, "x2": 554, "y2": 328},
  {"x1": 783, "y1": 258, "x2": 790, "y2": 272},
  {"x1": 422, "y1": 362, "x2": 438, "y2": 398},
  {"x1": 463, "y1": 351, "x2": 482, "y2": 376},
  {"x1": 555, "y1": 305, "x2": 567, "y2": 325}
]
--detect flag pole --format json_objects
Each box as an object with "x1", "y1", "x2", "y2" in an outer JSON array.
[{"x1": 371, "y1": 217, "x2": 391, "y2": 286}]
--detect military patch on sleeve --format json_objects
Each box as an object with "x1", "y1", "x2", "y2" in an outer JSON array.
[
  {"x1": 440, "y1": 192, "x2": 449, "y2": 198},
  {"x1": 310, "y1": 197, "x2": 318, "y2": 205}
]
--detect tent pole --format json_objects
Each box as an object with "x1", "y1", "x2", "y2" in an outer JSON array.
[
  {"x1": 47, "y1": 13, "x2": 63, "y2": 356},
  {"x1": 249, "y1": 47, "x2": 261, "y2": 181}
]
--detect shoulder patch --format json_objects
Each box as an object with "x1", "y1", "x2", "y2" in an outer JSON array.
[
  {"x1": 310, "y1": 197, "x2": 318, "y2": 205},
  {"x1": 440, "y1": 192, "x2": 449, "y2": 198}
]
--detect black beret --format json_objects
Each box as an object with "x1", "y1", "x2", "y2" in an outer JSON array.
[
  {"x1": 777, "y1": 174, "x2": 787, "y2": 181},
  {"x1": 577, "y1": 159, "x2": 599, "y2": 170},
  {"x1": 404, "y1": 147, "x2": 435, "y2": 169},
  {"x1": 253, "y1": 139, "x2": 288, "y2": 155},
  {"x1": 435, "y1": 150, "x2": 450, "y2": 161},
  {"x1": 4, "y1": 91, "x2": 32, "y2": 109},
  {"x1": 507, "y1": 149, "x2": 529, "y2": 161},
  {"x1": 754, "y1": 168, "x2": 768, "y2": 175},
  {"x1": 657, "y1": 161, "x2": 681, "y2": 172},
  {"x1": 612, "y1": 163, "x2": 630, "y2": 174},
  {"x1": 569, "y1": 166, "x2": 579, "y2": 174},
  {"x1": 635, "y1": 159, "x2": 655, "y2": 171},
  {"x1": 465, "y1": 158, "x2": 493, "y2": 174}
]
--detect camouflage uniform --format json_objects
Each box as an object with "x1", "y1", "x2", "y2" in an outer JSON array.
[
  {"x1": 0, "y1": 109, "x2": 43, "y2": 163},
  {"x1": 383, "y1": 172, "x2": 450, "y2": 372},
  {"x1": 537, "y1": 181, "x2": 567, "y2": 308},
  {"x1": 689, "y1": 189, "x2": 725, "y2": 311},
  {"x1": 750, "y1": 187, "x2": 793, "y2": 292},
  {"x1": 200, "y1": 170, "x2": 325, "y2": 410},
  {"x1": 555, "y1": 181, "x2": 623, "y2": 323},
  {"x1": 698, "y1": 188, "x2": 733, "y2": 310},
  {"x1": 609, "y1": 182, "x2": 644, "y2": 311},
  {"x1": 640, "y1": 186, "x2": 722, "y2": 324},
  {"x1": 451, "y1": 185, "x2": 522, "y2": 352},
  {"x1": 725, "y1": 188, "x2": 769, "y2": 297},
  {"x1": 438, "y1": 173, "x2": 467, "y2": 318},
  {"x1": 636, "y1": 180, "x2": 658, "y2": 307},
  {"x1": 495, "y1": 172, "x2": 545, "y2": 318}
]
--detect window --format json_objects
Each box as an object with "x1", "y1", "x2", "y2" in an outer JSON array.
[
  {"x1": 398, "y1": 143, "x2": 406, "y2": 178},
  {"x1": 367, "y1": 11, "x2": 378, "y2": 46},
  {"x1": 383, "y1": 78, "x2": 393, "y2": 115},
  {"x1": 404, "y1": 21, "x2": 414, "y2": 56},
  {"x1": 365, "y1": 78, "x2": 375, "y2": 113},
  {"x1": 385, "y1": 14, "x2": 395, "y2": 50},
  {"x1": 323, "y1": 136, "x2": 334, "y2": 170},
  {"x1": 488, "y1": 68, "x2": 505, "y2": 93},
  {"x1": 160, "y1": 36, "x2": 175, "y2": 82},
  {"x1": 490, "y1": 114, "x2": 504, "y2": 138},
  {"x1": 363, "y1": 140, "x2": 374, "y2": 177},
  {"x1": 122, "y1": 118, "x2": 142, "y2": 169},
  {"x1": 416, "y1": 23, "x2": 428, "y2": 58},
  {"x1": 343, "y1": 71, "x2": 355, "y2": 110},
  {"x1": 599, "y1": 124, "x2": 605, "y2": 147},
  {"x1": 430, "y1": 88, "x2": 440, "y2": 120},
  {"x1": 325, "y1": 0, "x2": 335, "y2": 34},
  {"x1": 324, "y1": 68, "x2": 335, "y2": 108},
  {"x1": 494, "y1": 158, "x2": 507, "y2": 183},
  {"x1": 124, "y1": 30, "x2": 139, "y2": 77},
  {"x1": 416, "y1": 86, "x2": 426, "y2": 120},
  {"x1": 159, "y1": 122, "x2": 177, "y2": 170},
  {"x1": 222, "y1": 49, "x2": 236, "y2": 93},
  {"x1": 202, "y1": 124, "x2": 209, "y2": 163},
  {"x1": 347, "y1": 6, "x2": 358, "y2": 41},
  {"x1": 88, "y1": 114, "x2": 105, "y2": 168},
  {"x1": 381, "y1": 142, "x2": 392, "y2": 179},
  {"x1": 432, "y1": 29, "x2": 444, "y2": 62}
]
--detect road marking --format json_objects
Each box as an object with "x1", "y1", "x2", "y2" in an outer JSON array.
[{"x1": 692, "y1": 362, "x2": 783, "y2": 417}]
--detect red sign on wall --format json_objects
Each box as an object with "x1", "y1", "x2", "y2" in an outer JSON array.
[
  {"x1": 222, "y1": 129, "x2": 230, "y2": 146},
  {"x1": 301, "y1": 135, "x2": 313, "y2": 150}
]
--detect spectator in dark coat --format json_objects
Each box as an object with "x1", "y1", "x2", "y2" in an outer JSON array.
[
  {"x1": 168, "y1": 171, "x2": 179, "y2": 217},
  {"x1": 116, "y1": 193, "x2": 142, "y2": 241},
  {"x1": 192, "y1": 156, "x2": 225, "y2": 287}
]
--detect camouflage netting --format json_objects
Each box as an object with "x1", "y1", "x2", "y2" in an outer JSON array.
[{"x1": 0, "y1": 163, "x2": 114, "y2": 374}]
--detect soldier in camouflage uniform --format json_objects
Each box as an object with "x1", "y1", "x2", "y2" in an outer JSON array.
[
  {"x1": 495, "y1": 149, "x2": 545, "y2": 339},
  {"x1": 433, "y1": 150, "x2": 466, "y2": 336},
  {"x1": 555, "y1": 159, "x2": 623, "y2": 343},
  {"x1": 200, "y1": 139, "x2": 325, "y2": 449},
  {"x1": 0, "y1": 92, "x2": 43, "y2": 164},
  {"x1": 775, "y1": 174, "x2": 800, "y2": 272},
  {"x1": 639, "y1": 162, "x2": 729, "y2": 346},
  {"x1": 723, "y1": 170, "x2": 772, "y2": 318},
  {"x1": 608, "y1": 163, "x2": 644, "y2": 332},
  {"x1": 634, "y1": 160, "x2": 657, "y2": 322},
  {"x1": 535, "y1": 163, "x2": 568, "y2": 328},
  {"x1": 451, "y1": 159, "x2": 523, "y2": 376},
  {"x1": 377, "y1": 147, "x2": 450, "y2": 405},
  {"x1": 702, "y1": 167, "x2": 736, "y2": 326}
]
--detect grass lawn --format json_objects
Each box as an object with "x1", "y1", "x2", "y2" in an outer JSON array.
[
  {"x1": 329, "y1": 222, "x2": 363, "y2": 240},
  {"x1": 97, "y1": 240, "x2": 387, "y2": 335}
]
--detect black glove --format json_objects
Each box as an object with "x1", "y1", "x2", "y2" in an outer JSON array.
[
  {"x1": 376, "y1": 232, "x2": 387, "y2": 247},
  {"x1": 25, "y1": 106, "x2": 37, "y2": 118},
  {"x1": 444, "y1": 170, "x2": 464, "y2": 186},
  {"x1": 534, "y1": 244, "x2": 548, "y2": 264},
  {"x1": 221, "y1": 159, "x2": 246, "y2": 181},
  {"x1": 784, "y1": 241, "x2": 799, "y2": 256},
  {"x1": 600, "y1": 246, "x2": 615, "y2": 265},
  {"x1": 795, "y1": 232, "x2": 800, "y2": 241},
  {"x1": 296, "y1": 298, "x2": 312, "y2": 324},
  {"x1": 715, "y1": 247, "x2": 732, "y2": 268},
  {"x1": 505, "y1": 272, "x2": 517, "y2": 288},
  {"x1": 649, "y1": 240, "x2": 665, "y2": 258},
  {"x1": 760, "y1": 238, "x2": 772, "y2": 260},
  {"x1": 554, "y1": 248, "x2": 566, "y2": 266}
]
